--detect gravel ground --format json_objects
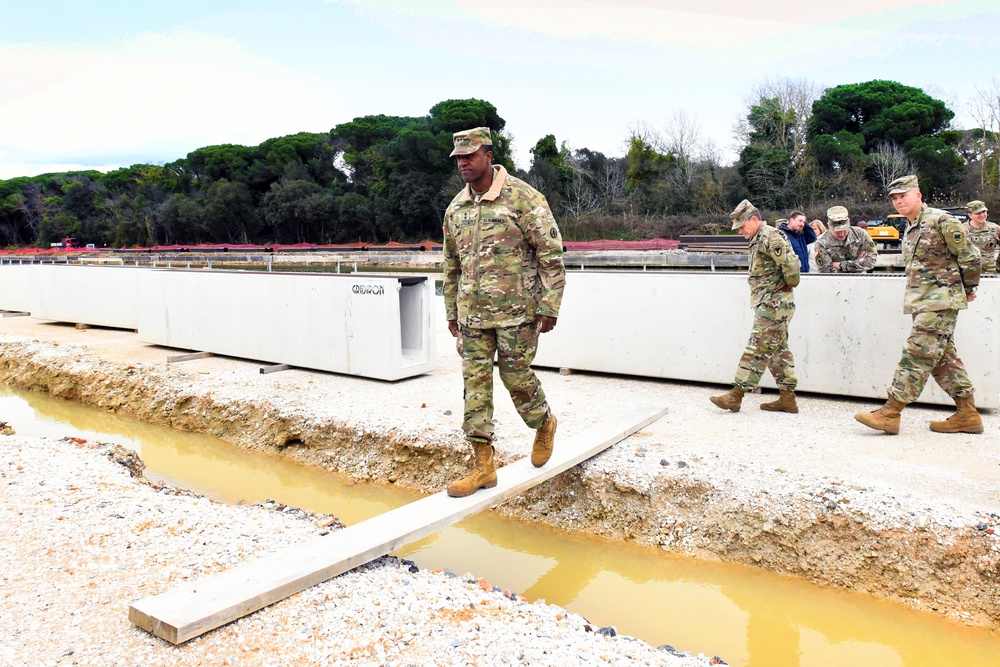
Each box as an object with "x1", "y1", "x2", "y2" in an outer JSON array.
[
  {"x1": 0, "y1": 434, "x2": 713, "y2": 666},
  {"x1": 0, "y1": 300, "x2": 999, "y2": 664}
]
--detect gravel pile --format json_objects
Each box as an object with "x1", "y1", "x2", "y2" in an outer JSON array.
[{"x1": 0, "y1": 434, "x2": 714, "y2": 666}]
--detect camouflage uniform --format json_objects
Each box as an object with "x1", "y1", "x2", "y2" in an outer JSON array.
[
  {"x1": 964, "y1": 219, "x2": 1000, "y2": 276},
  {"x1": 889, "y1": 205, "x2": 981, "y2": 403},
  {"x1": 443, "y1": 164, "x2": 565, "y2": 443},
  {"x1": 814, "y1": 227, "x2": 878, "y2": 273},
  {"x1": 734, "y1": 223, "x2": 801, "y2": 391}
]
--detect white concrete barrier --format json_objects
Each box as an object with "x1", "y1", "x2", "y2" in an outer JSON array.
[
  {"x1": 534, "y1": 271, "x2": 999, "y2": 408},
  {"x1": 0, "y1": 262, "x2": 36, "y2": 313},
  {"x1": 135, "y1": 269, "x2": 435, "y2": 381},
  {"x1": 12, "y1": 263, "x2": 139, "y2": 328}
]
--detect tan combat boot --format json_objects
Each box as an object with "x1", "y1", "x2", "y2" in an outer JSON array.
[
  {"x1": 710, "y1": 387, "x2": 745, "y2": 412},
  {"x1": 760, "y1": 390, "x2": 798, "y2": 414},
  {"x1": 446, "y1": 443, "x2": 498, "y2": 497},
  {"x1": 854, "y1": 393, "x2": 907, "y2": 435},
  {"x1": 929, "y1": 395, "x2": 984, "y2": 434},
  {"x1": 531, "y1": 413, "x2": 557, "y2": 467}
]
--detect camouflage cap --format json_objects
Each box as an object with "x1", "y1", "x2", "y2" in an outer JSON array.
[
  {"x1": 449, "y1": 127, "x2": 492, "y2": 157},
  {"x1": 887, "y1": 175, "x2": 919, "y2": 195},
  {"x1": 775, "y1": 218, "x2": 789, "y2": 227},
  {"x1": 729, "y1": 199, "x2": 758, "y2": 230},
  {"x1": 967, "y1": 200, "x2": 988, "y2": 213},
  {"x1": 827, "y1": 205, "x2": 850, "y2": 230}
]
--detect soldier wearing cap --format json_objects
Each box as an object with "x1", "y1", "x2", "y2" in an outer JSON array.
[
  {"x1": 814, "y1": 206, "x2": 878, "y2": 273},
  {"x1": 855, "y1": 175, "x2": 984, "y2": 435},
  {"x1": 710, "y1": 199, "x2": 802, "y2": 414},
  {"x1": 442, "y1": 127, "x2": 566, "y2": 497},
  {"x1": 964, "y1": 200, "x2": 1000, "y2": 276}
]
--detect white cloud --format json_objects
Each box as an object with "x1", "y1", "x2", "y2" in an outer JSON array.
[{"x1": 0, "y1": 31, "x2": 347, "y2": 178}]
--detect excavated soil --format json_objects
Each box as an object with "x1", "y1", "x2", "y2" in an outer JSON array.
[{"x1": 0, "y1": 321, "x2": 997, "y2": 631}]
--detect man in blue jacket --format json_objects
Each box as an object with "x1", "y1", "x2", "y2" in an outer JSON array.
[{"x1": 778, "y1": 211, "x2": 816, "y2": 272}]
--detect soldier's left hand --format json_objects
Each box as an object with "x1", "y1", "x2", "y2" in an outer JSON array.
[
  {"x1": 968, "y1": 292, "x2": 978, "y2": 302},
  {"x1": 535, "y1": 315, "x2": 557, "y2": 333}
]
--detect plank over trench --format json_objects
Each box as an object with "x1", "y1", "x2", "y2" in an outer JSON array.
[{"x1": 129, "y1": 404, "x2": 667, "y2": 644}]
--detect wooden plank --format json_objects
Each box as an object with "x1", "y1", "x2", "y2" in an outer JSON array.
[
  {"x1": 166, "y1": 351, "x2": 214, "y2": 363},
  {"x1": 129, "y1": 403, "x2": 667, "y2": 644}
]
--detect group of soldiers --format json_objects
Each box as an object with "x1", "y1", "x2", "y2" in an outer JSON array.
[
  {"x1": 440, "y1": 125, "x2": 991, "y2": 501},
  {"x1": 711, "y1": 176, "x2": 991, "y2": 436}
]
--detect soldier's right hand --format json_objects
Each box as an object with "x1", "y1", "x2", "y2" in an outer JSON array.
[{"x1": 448, "y1": 320, "x2": 459, "y2": 337}]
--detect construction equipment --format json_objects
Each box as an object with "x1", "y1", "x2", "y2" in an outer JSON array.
[
  {"x1": 864, "y1": 215, "x2": 907, "y2": 250},
  {"x1": 867, "y1": 207, "x2": 969, "y2": 250}
]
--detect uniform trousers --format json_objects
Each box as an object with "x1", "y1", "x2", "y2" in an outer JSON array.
[
  {"x1": 890, "y1": 309, "x2": 974, "y2": 403},
  {"x1": 734, "y1": 293, "x2": 797, "y2": 391},
  {"x1": 459, "y1": 323, "x2": 550, "y2": 444}
]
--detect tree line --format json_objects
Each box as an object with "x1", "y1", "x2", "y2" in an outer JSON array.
[{"x1": 2, "y1": 79, "x2": 1000, "y2": 248}]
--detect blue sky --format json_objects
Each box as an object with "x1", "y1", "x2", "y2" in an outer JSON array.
[{"x1": 1, "y1": 0, "x2": 998, "y2": 179}]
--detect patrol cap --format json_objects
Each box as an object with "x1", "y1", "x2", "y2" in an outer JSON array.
[
  {"x1": 967, "y1": 200, "x2": 988, "y2": 213},
  {"x1": 887, "y1": 175, "x2": 919, "y2": 195},
  {"x1": 450, "y1": 127, "x2": 492, "y2": 157},
  {"x1": 826, "y1": 205, "x2": 850, "y2": 230},
  {"x1": 775, "y1": 218, "x2": 789, "y2": 227},
  {"x1": 729, "y1": 199, "x2": 758, "y2": 230}
]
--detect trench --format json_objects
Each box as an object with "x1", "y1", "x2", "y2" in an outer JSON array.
[{"x1": 3, "y1": 383, "x2": 999, "y2": 667}]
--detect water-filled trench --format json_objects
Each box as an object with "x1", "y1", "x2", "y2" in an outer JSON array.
[{"x1": 3, "y1": 383, "x2": 998, "y2": 667}]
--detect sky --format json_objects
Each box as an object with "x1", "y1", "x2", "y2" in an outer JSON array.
[{"x1": 1, "y1": 0, "x2": 999, "y2": 180}]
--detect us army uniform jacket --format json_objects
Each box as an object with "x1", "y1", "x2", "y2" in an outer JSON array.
[
  {"x1": 443, "y1": 165, "x2": 566, "y2": 329},
  {"x1": 902, "y1": 205, "x2": 981, "y2": 315},
  {"x1": 747, "y1": 224, "x2": 801, "y2": 308},
  {"x1": 814, "y1": 227, "x2": 878, "y2": 273},
  {"x1": 963, "y1": 219, "x2": 1000, "y2": 275}
]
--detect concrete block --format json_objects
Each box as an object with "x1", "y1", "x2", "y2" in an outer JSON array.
[
  {"x1": 535, "y1": 271, "x2": 999, "y2": 408},
  {"x1": 0, "y1": 263, "x2": 35, "y2": 313},
  {"x1": 136, "y1": 269, "x2": 435, "y2": 381},
  {"x1": 14, "y1": 264, "x2": 139, "y2": 328}
]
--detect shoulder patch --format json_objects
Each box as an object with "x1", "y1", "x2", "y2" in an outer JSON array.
[
  {"x1": 549, "y1": 228, "x2": 557, "y2": 238},
  {"x1": 954, "y1": 232, "x2": 964, "y2": 244}
]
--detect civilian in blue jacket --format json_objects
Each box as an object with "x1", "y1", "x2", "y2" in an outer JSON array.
[{"x1": 778, "y1": 211, "x2": 816, "y2": 272}]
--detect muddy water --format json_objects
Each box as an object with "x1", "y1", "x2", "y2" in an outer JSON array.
[{"x1": 3, "y1": 384, "x2": 998, "y2": 667}]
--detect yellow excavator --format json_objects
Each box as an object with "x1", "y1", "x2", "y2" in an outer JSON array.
[
  {"x1": 864, "y1": 215, "x2": 908, "y2": 250},
  {"x1": 865, "y1": 207, "x2": 969, "y2": 250}
]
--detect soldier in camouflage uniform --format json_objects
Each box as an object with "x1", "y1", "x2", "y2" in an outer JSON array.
[
  {"x1": 711, "y1": 200, "x2": 802, "y2": 414},
  {"x1": 814, "y1": 206, "x2": 878, "y2": 273},
  {"x1": 856, "y1": 175, "x2": 983, "y2": 435},
  {"x1": 964, "y1": 200, "x2": 1000, "y2": 276},
  {"x1": 442, "y1": 127, "x2": 566, "y2": 497}
]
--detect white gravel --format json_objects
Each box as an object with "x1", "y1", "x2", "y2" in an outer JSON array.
[{"x1": 0, "y1": 434, "x2": 711, "y2": 666}]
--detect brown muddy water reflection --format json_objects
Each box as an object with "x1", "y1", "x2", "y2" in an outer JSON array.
[{"x1": 3, "y1": 384, "x2": 998, "y2": 667}]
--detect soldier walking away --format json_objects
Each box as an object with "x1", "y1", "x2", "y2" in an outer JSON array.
[
  {"x1": 855, "y1": 175, "x2": 983, "y2": 435},
  {"x1": 711, "y1": 200, "x2": 801, "y2": 414},
  {"x1": 964, "y1": 200, "x2": 1000, "y2": 276},
  {"x1": 814, "y1": 206, "x2": 878, "y2": 273},
  {"x1": 442, "y1": 127, "x2": 566, "y2": 497}
]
